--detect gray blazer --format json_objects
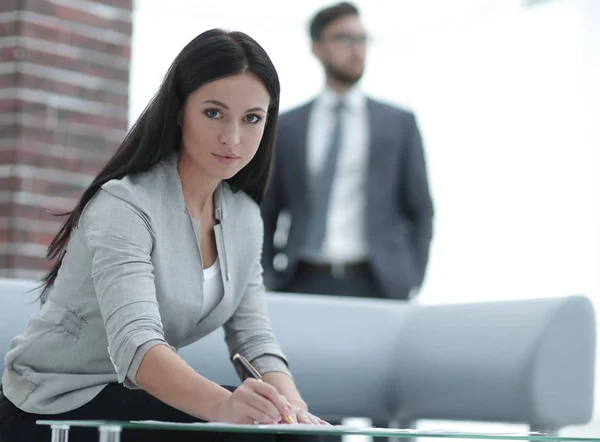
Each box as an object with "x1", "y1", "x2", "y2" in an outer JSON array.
[
  {"x1": 2, "y1": 153, "x2": 289, "y2": 414},
  {"x1": 262, "y1": 98, "x2": 434, "y2": 299}
]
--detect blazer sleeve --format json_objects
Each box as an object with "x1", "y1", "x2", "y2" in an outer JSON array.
[
  {"x1": 223, "y1": 217, "x2": 291, "y2": 380},
  {"x1": 82, "y1": 189, "x2": 168, "y2": 388},
  {"x1": 399, "y1": 112, "x2": 435, "y2": 285}
]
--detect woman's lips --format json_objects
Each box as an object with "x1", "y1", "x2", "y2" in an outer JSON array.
[{"x1": 212, "y1": 153, "x2": 240, "y2": 165}]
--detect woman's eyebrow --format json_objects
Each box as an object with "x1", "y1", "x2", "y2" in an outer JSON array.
[{"x1": 201, "y1": 100, "x2": 266, "y2": 113}]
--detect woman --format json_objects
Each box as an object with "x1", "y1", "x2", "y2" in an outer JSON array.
[{"x1": 0, "y1": 29, "x2": 327, "y2": 442}]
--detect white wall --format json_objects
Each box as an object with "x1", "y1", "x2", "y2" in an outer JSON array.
[{"x1": 130, "y1": 0, "x2": 600, "y2": 426}]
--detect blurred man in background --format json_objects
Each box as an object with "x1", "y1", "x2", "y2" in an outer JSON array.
[{"x1": 262, "y1": 2, "x2": 434, "y2": 304}]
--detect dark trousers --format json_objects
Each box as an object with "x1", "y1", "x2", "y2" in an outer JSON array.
[
  {"x1": 0, "y1": 383, "x2": 321, "y2": 442},
  {"x1": 286, "y1": 262, "x2": 387, "y2": 299},
  {"x1": 284, "y1": 261, "x2": 395, "y2": 442}
]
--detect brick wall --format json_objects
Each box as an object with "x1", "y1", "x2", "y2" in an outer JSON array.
[{"x1": 0, "y1": 0, "x2": 133, "y2": 279}]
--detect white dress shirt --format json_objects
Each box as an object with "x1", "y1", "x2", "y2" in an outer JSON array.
[{"x1": 303, "y1": 86, "x2": 370, "y2": 264}]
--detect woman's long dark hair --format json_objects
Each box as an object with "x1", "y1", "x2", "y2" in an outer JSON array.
[{"x1": 38, "y1": 29, "x2": 281, "y2": 303}]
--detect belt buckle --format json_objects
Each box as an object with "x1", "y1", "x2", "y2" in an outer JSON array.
[{"x1": 330, "y1": 263, "x2": 346, "y2": 279}]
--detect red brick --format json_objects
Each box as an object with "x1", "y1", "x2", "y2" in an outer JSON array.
[
  {"x1": 0, "y1": 148, "x2": 17, "y2": 165},
  {"x1": 0, "y1": 99, "x2": 20, "y2": 113},
  {"x1": 0, "y1": 73, "x2": 18, "y2": 90},
  {"x1": 0, "y1": 203, "x2": 67, "y2": 221},
  {"x1": 1, "y1": 173, "x2": 91, "y2": 196},
  {"x1": 30, "y1": 179, "x2": 88, "y2": 198},
  {"x1": 0, "y1": 119, "x2": 18, "y2": 142},
  {"x1": 11, "y1": 121, "x2": 123, "y2": 155},
  {"x1": 0, "y1": 47, "x2": 18, "y2": 63},
  {"x1": 54, "y1": 5, "x2": 132, "y2": 36},
  {"x1": 0, "y1": 177, "x2": 21, "y2": 192},
  {"x1": 11, "y1": 100, "x2": 48, "y2": 116},
  {"x1": 0, "y1": 0, "x2": 18, "y2": 12},
  {"x1": 54, "y1": 109, "x2": 128, "y2": 131},
  {"x1": 24, "y1": 0, "x2": 130, "y2": 37},
  {"x1": 10, "y1": 229, "x2": 58, "y2": 246},
  {"x1": 21, "y1": 0, "x2": 55, "y2": 17},
  {"x1": 96, "y1": 0, "x2": 132, "y2": 11},
  {"x1": 0, "y1": 149, "x2": 108, "y2": 175},
  {"x1": 21, "y1": 47, "x2": 130, "y2": 84},
  {"x1": 1, "y1": 0, "x2": 132, "y2": 276},
  {"x1": 11, "y1": 255, "x2": 52, "y2": 272},
  {"x1": 15, "y1": 73, "x2": 129, "y2": 114},
  {"x1": 20, "y1": 21, "x2": 130, "y2": 60},
  {"x1": 0, "y1": 21, "x2": 18, "y2": 37}
]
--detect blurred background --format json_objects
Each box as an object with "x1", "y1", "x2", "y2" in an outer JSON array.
[
  {"x1": 1, "y1": 0, "x2": 599, "y2": 440},
  {"x1": 130, "y1": 0, "x2": 598, "y2": 312}
]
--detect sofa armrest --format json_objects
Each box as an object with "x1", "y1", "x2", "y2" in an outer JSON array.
[
  {"x1": 393, "y1": 296, "x2": 596, "y2": 428},
  {"x1": 265, "y1": 293, "x2": 411, "y2": 422}
]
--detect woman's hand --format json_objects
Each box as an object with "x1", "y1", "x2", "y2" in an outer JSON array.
[
  {"x1": 285, "y1": 400, "x2": 330, "y2": 425},
  {"x1": 213, "y1": 378, "x2": 293, "y2": 424}
]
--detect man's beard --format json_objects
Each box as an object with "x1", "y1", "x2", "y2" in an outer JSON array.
[{"x1": 324, "y1": 61, "x2": 363, "y2": 86}]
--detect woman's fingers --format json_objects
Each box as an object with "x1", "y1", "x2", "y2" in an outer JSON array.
[
  {"x1": 309, "y1": 414, "x2": 324, "y2": 425},
  {"x1": 231, "y1": 381, "x2": 276, "y2": 423},
  {"x1": 245, "y1": 378, "x2": 292, "y2": 419},
  {"x1": 246, "y1": 391, "x2": 282, "y2": 422},
  {"x1": 295, "y1": 410, "x2": 330, "y2": 426},
  {"x1": 245, "y1": 403, "x2": 281, "y2": 424},
  {"x1": 234, "y1": 379, "x2": 330, "y2": 427},
  {"x1": 237, "y1": 378, "x2": 292, "y2": 423},
  {"x1": 296, "y1": 410, "x2": 314, "y2": 424}
]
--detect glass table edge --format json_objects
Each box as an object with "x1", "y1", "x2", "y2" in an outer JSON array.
[{"x1": 35, "y1": 420, "x2": 598, "y2": 441}]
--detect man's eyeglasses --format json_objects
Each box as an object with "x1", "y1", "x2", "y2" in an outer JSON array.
[{"x1": 322, "y1": 33, "x2": 369, "y2": 46}]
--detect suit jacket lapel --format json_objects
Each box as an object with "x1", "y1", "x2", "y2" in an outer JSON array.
[
  {"x1": 290, "y1": 101, "x2": 313, "y2": 195},
  {"x1": 366, "y1": 98, "x2": 387, "y2": 209}
]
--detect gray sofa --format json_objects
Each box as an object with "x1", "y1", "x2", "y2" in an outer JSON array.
[{"x1": 0, "y1": 277, "x2": 596, "y2": 434}]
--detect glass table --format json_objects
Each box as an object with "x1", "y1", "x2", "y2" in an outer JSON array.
[{"x1": 36, "y1": 420, "x2": 600, "y2": 442}]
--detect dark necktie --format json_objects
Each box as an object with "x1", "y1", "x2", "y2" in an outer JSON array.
[{"x1": 304, "y1": 100, "x2": 345, "y2": 257}]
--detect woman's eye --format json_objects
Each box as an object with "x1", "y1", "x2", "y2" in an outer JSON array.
[
  {"x1": 244, "y1": 114, "x2": 261, "y2": 123},
  {"x1": 205, "y1": 109, "x2": 222, "y2": 119}
]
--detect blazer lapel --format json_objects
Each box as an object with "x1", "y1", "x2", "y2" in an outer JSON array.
[
  {"x1": 290, "y1": 101, "x2": 313, "y2": 196},
  {"x1": 366, "y1": 98, "x2": 387, "y2": 208}
]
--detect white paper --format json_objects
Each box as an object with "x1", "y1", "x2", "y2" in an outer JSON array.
[
  {"x1": 129, "y1": 421, "x2": 546, "y2": 437},
  {"x1": 130, "y1": 421, "x2": 417, "y2": 434}
]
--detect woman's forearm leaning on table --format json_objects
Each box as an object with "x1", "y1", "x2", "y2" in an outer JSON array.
[{"x1": 135, "y1": 344, "x2": 231, "y2": 422}]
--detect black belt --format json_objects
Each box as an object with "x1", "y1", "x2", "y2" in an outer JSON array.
[{"x1": 297, "y1": 261, "x2": 371, "y2": 279}]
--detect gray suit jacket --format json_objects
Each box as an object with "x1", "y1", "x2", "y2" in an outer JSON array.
[
  {"x1": 262, "y1": 98, "x2": 434, "y2": 299},
  {"x1": 2, "y1": 153, "x2": 289, "y2": 414}
]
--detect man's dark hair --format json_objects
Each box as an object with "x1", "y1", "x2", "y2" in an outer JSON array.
[{"x1": 309, "y1": 2, "x2": 359, "y2": 42}]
